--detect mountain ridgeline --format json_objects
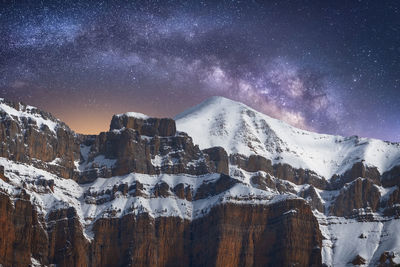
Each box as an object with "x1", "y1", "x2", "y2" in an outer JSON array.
[{"x1": 0, "y1": 97, "x2": 400, "y2": 266}]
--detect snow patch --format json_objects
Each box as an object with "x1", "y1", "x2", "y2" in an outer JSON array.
[{"x1": 116, "y1": 112, "x2": 150, "y2": 120}]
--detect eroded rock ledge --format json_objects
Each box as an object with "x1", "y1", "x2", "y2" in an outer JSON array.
[{"x1": 0, "y1": 192, "x2": 321, "y2": 267}]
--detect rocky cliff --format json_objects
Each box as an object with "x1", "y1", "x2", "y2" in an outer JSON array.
[
  {"x1": 0, "y1": 99, "x2": 80, "y2": 180},
  {"x1": 0, "y1": 189, "x2": 321, "y2": 267},
  {"x1": 90, "y1": 200, "x2": 321, "y2": 267}
]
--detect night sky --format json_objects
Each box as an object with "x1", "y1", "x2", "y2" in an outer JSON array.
[{"x1": 1, "y1": 1, "x2": 399, "y2": 141}]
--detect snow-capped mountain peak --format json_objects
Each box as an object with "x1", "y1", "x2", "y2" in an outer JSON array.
[{"x1": 175, "y1": 96, "x2": 400, "y2": 179}]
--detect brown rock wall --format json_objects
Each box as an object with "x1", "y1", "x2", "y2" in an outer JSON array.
[
  {"x1": 330, "y1": 178, "x2": 381, "y2": 217},
  {"x1": 0, "y1": 101, "x2": 80, "y2": 180},
  {"x1": 0, "y1": 193, "x2": 89, "y2": 267},
  {"x1": 0, "y1": 190, "x2": 322, "y2": 267},
  {"x1": 110, "y1": 114, "x2": 176, "y2": 137}
]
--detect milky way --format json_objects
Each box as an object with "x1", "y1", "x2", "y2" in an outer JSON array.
[{"x1": 1, "y1": 1, "x2": 399, "y2": 141}]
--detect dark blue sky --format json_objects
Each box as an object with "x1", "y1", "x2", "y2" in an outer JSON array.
[{"x1": 1, "y1": 0, "x2": 399, "y2": 141}]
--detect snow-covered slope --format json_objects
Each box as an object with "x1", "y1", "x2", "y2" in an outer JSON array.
[
  {"x1": 175, "y1": 96, "x2": 400, "y2": 179},
  {"x1": 316, "y1": 213, "x2": 400, "y2": 266}
]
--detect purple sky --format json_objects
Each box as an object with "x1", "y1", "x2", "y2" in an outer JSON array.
[{"x1": 1, "y1": 1, "x2": 399, "y2": 141}]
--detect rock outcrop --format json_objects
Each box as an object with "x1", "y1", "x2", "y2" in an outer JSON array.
[
  {"x1": 230, "y1": 154, "x2": 274, "y2": 173},
  {"x1": 0, "y1": 192, "x2": 40, "y2": 267},
  {"x1": 382, "y1": 165, "x2": 400, "y2": 188},
  {"x1": 351, "y1": 255, "x2": 366, "y2": 265},
  {"x1": 274, "y1": 163, "x2": 328, "y2": 189},
  {"x1": 249, "y1": 172, "x2": 296, "y2": 194},
  {"x1": 0, "y1": 165, "x2": 6, "y2": 182},
  {"x1": 230, "y1": 153, "x2": 329, "y2": 189},
  {"x1": 46, "y1": 207, "x2": 90, "y2": 266},
  {"x1": 190, "y1": 200, "x2": 322, "y2": 267},
  {"x1": 298, "y1": 185, "x2": 324, "y2": 213},
  {"x1": 330, "y1": 178, "x2": 381, "y2": 217},
  {"x1": 194, "y1": 174, "x2": 238, "y2": 200},
  {"x1": 110, "y1": 113, "x2": 176, "y2": 137},
  {"x1": 203, "y1": 146, "x2": 229, "y2": 175},
  {"x1": 330, "y1": 161, "x2": 381, "y2": 189},
  {"x1": 378, "y1": 251, "x2": 398, "y2": 266},
  {"x1": 0, "y1": 99, "x2": 80, "y2": 179},
  {"x1": 78, "y1": 128, "x2": 225, "y2": 183}
]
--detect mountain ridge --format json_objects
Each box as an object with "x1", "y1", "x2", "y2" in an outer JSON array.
[{"x1": 176, "y1": 96, "x2": 400, "y2": 179}]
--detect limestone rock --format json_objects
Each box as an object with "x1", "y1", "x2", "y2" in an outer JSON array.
[
  {"x1": 153, "y1": 182, "x2": 170, "y2": 197},
  {"x1": 46, "y1": 207, "x2": 90, "y2": 266},
  {"x1": 330, "y1": 161, "x2": 381, "y2": 190},
  {"x1": 0, "y1": 193, "x2": 89, "y2": 267},
  {"x1": 78, "y1": 128, "x2": 224, "y2": 182},
  {"x1": 382, "y1": 165, "x2": 400, "y2": 187},
  {"x1": 378, "y1": 251, "x2": 397, "y2": 266},
  {"x1": 351, "y1": 255, "x2": 366, "y2": 265},
  {"x1": 173, "y1": 183, "x2": 192, "y2": 200},
  {"x1": 229, "y1": 153, "x2": 328, "y2": 189},
  {"x1": 110, "y1": 113, "x2": 176, "y2": 137},
  {"x1": 0, "y1": 99, "x2": 80, "y2": 180},
  {"x1": 230, "y1": 153, "x2": 274, "y2": 174},
  {"x1": 250, "y1": 173, "x2": 296, "y2": 194},
  {"x1": 274, "y1": 163, "x2": 328, "y2": 189},
  {"x1": 0, "y1": 165, "x2": 7, "y2": 182},
  {"x1": 194, "y1": 174, "x2": 238, "y2": 200},
  {"x1": 330, "y1": 178, "x2": 381, "y2": 217},
  {"x1": 299, "y1": 185, "x2": 324, "y2": 213},
  {"x1": 203, "y1": 146, "x2": 229, "y2": 175},
  {"x1": 90, "y1": 200, "x2": 322, "y2": 267}
]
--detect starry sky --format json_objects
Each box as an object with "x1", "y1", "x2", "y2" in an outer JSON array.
[{"x1": 1, "y1": 1, "x2": 399, "y2": 141}]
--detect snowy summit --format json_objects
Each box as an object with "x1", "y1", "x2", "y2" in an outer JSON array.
[{"x1": 176, "y1": 96, "x2": 400, "y2": 179}]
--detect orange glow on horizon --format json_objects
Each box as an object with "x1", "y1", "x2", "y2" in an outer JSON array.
[
  {"x1": 52, "y1": 109, "x2": 113, "y2": 135},
  {"x1": 50, "y1": 104, "x2": 178, "y2": 135}
]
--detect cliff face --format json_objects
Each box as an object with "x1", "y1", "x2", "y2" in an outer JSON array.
[
  {"x1": 0, "y1": 99, "x2": 80, "y2": 180},
  {"x1": 0, "y1": 191, "x2": 321, "y2": 267},
  {"x1": 230, "y1": 153, "x2": 329, "y2": 190},
  {"x1": 187, "y1": 201, "x2": 321, "y2": 267},
  {"x1": 0, "y1": 192, "x2": 39, "y2": 267},
  {"x1": 77, "y1": 116, "x2": 230, "y2": 184},
  {"x1": 109, "y1": 113, "x2": 177, "y2": 137},
  {"x1": 46, "y1": 207, "x2": 90, "y2": 266},
  {"x1": 0, "y1": 192, "x2": 89, "y2": 267},
  {"x1": 0, "y1": 99, "x2": 228, "y2": 184},
  {"x1": 330, "y1": 178, "x2": 381, "y2": 217}
]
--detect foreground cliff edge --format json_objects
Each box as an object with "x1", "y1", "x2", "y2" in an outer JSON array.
[{"x1": 0, "y1": 97, "x2": 399, "y2": 266}]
